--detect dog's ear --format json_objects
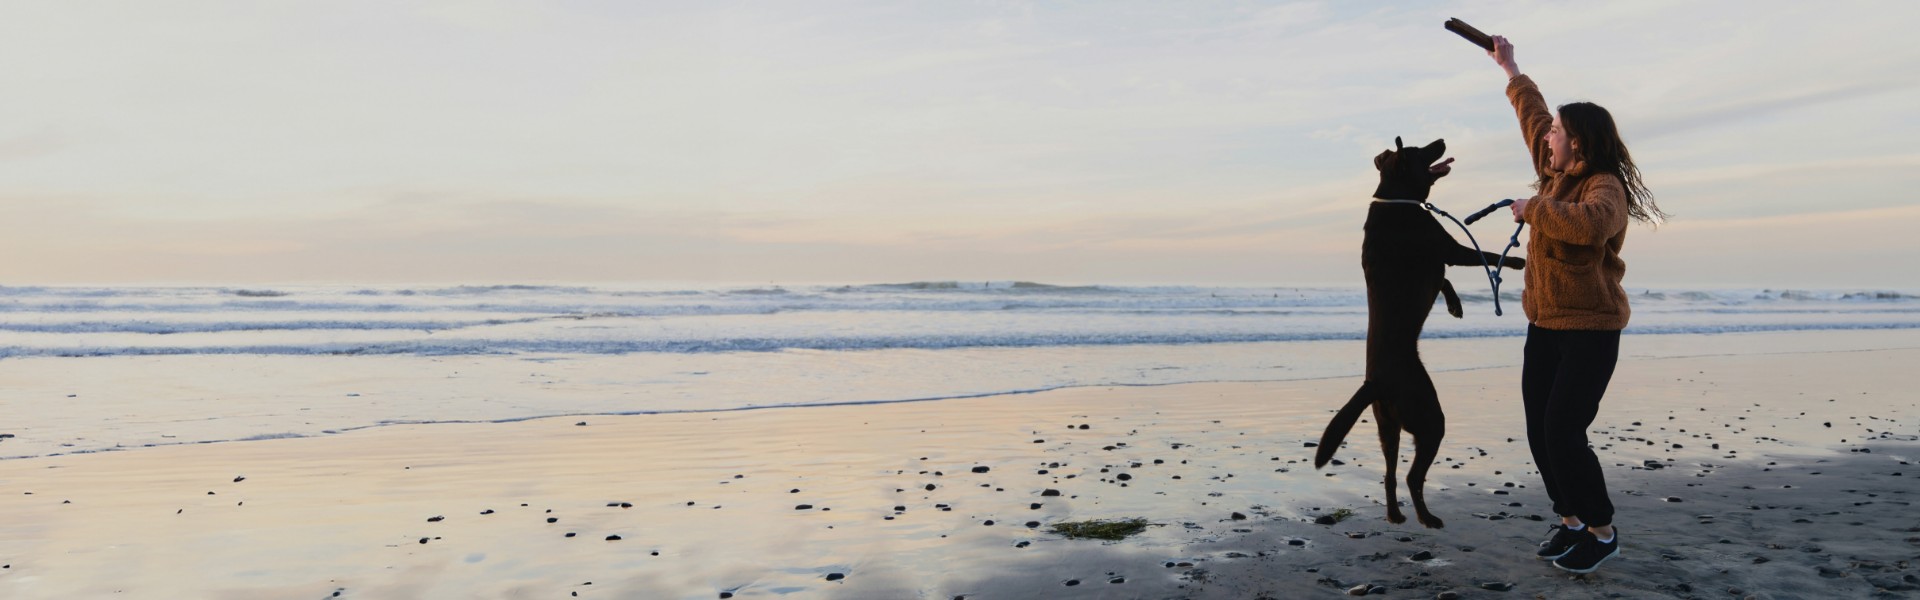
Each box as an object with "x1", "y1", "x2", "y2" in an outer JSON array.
[
  {"x1": 1374, "y1": 149, "x2": 1396, "y2": 172},
  {"x1": 1395, "y1": 136, "x2": 1404, "y2": 151}
]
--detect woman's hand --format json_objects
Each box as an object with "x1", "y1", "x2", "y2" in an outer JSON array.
[
  {"x1": 1490, "y1": 35, "x2": 1520, "y2": 79},
  {"x1": 1510, "y1": 197, "x2": 1531, "y2": 222}
]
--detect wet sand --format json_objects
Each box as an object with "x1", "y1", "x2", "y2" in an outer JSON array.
[{"x1": 2, "y1": 339, "x2": 1917, "y2": 599}]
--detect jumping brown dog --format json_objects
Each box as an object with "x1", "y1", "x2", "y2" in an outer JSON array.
[{"x1": 1313, "y1": 137, "x2": 1525, "y2": 528}]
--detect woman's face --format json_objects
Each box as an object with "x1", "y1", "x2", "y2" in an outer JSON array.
[{"x1": 1546, "y1": 114, "x2": 1575, "y2": 171}]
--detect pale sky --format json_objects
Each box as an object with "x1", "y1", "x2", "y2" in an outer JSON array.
[{"x1": 2, "y1": 1, "x2": 1916, "y2": 287}]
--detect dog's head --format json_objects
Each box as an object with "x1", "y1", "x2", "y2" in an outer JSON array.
[{"x1": 1372, "y1": 136, "x2": 1447, "y2": 201}]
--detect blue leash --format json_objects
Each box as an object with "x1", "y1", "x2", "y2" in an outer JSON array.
[{"x1": 1422, "y1": 199, "x2": 1526, "y2": 316}]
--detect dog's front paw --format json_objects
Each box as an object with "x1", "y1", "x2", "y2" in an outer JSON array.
[
  {"x1": 1417, "y1": 513, "x2": 1445, "y2": 529},
  {"x1": 1386, "y1": 509, "x2": 1407, "y2": 524}
]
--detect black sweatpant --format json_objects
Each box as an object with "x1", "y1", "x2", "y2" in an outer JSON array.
[{"x1": 1522, "y1": 324, "x2": 1621, "y2": 528}]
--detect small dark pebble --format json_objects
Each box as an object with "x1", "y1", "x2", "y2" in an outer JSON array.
[
  {"x1": 1409, "y1": 550, "x2": 1433, "y2": 561},
  {"x1": 546, "y1": 517, "x2": 558, "y2": 523},
  {"x1": 971, "y1": 466, "x2": 990, "y2": 473},
  {"x1": 1479, "y1": 581, "x2": 1513, "y2": 591},
  {"x1": 826, "y1": 573, "x2": 845, "y2": 582},
  {"x1": 606, "y1": 535, "x2": 622, "y2": 541},
  {"x1": 795, "y1": 504, "x2": 813, "y2": 510},
  {"x1": 427, "y1": 516, "x2": 444, "y2": 522},
  {"x1": 1041, "y1": 489, "x2": 1061, "y2": 497}
]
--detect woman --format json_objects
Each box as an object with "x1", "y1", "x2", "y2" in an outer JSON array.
[{"x1": 1489, "y1": 34, "x2": 1666, "y2": 575}]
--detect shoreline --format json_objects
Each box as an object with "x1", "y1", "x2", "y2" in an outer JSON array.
[
  {"x1": 2, "y1": 338, "x2": 1918, "y2": 598},
  {"x1": 4, "y1": 328, "x2": 1920, "y2": 462}
]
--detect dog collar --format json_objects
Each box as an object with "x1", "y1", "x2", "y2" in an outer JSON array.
[{"x1": 1371, "y1": 199, "x2": 1428, "y2": 206}]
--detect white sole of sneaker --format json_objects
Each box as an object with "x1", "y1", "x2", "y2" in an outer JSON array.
[{"x1": 1552, "y1": 547, "x2": 1620, "y2": 574}]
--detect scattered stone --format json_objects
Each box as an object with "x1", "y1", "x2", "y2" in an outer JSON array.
[
  {"x1": 1041, "y1": 489, "x2": 1062, "y2": 497},
  {"x1": 971, "y1": 466, "x2": 990, "y2": 473},
  {"x1": 795, "y1": 504, "x2": 813, "y2": 510},
  {"x1": 606, "y1": 535, "x2": 622, "y2": 541},
  {"x1": 1410, "y1": 550, "x2": 1433, "y2": 561},
  {"x1": 1479, "y1": 581, "x2": 1513, "y2": 591},
  {"x1": 427, "y1": 516, "x2": 444, "y2": 522},
  {"x1": 825, "y1": 573, "x2": 845, "y2": 582},
  {"x1": 1231, "y1": 512, "x2": 1247, "y2": 520}
]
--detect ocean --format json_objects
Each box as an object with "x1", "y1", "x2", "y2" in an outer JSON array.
[{"x1": 3, "y1": 282, "x2": 1918, "y2": 459}]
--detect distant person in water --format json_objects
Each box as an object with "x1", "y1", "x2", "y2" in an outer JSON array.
[{"x1": 1489, "y1": 33, "x2": 1667, "y2": 575}]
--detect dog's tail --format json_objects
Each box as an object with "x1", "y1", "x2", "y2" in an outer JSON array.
[{"x1": 1314, "y1": 384, "x2": 1374, "y2": 468}]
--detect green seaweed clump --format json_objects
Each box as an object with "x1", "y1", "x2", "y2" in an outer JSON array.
[{"x1": 1048, "y1": 518, "x2": 1155, "y2": 540}]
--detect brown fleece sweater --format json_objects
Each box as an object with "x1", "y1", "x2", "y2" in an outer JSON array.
[{"x1": 1506, "y1": 75, "x2": 1631, "y2": 331}]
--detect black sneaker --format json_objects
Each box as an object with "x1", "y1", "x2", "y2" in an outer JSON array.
[
  {"x1": 1553, "y1": 530, "x2": 1620, "y2": 573},
  {"x1": 1535, "y1": 524, "x2": 1590, "y2": 560}
]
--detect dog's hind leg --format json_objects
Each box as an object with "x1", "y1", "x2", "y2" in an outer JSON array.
[
  {"x1": 1406, "y1": 412, "x2": 1447, "y2": 529},
  {"x1": 1375, "y1": 404, "x2": 1406, "y2": 524},
  {"x1": 1314, "y1": 383, "x2": 1376, "y2": 468}
]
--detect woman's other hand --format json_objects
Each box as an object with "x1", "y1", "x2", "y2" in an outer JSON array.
[
  {"x1": 1511, "y1": 197, "x2": 1531, "y2": 222},
  {"x1": 1491, "y1": 35, "x2": 1520, "y2": 79}
]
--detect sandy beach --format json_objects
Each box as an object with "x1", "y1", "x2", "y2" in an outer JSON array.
[{"x1": 2, "y1": 332, "x2": 1918, "y2": 599}]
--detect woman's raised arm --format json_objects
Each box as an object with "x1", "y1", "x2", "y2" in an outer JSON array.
[{"x1": 1494, "y1": 35, "x2": 1554, "y2": 178}]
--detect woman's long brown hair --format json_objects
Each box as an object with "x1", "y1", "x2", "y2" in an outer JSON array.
[{"x1": 1549, "y1": 102, "x2": 1668, "y2": 225}]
